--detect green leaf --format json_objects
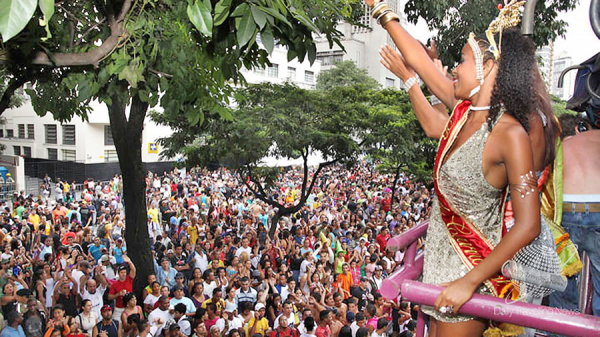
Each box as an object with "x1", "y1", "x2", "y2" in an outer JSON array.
[
  {"x1": 291, "y1": 11, "x2": 319, "y2": 32},
  {"x1": 261, "y1": 27, "x2": 274, "y2": 54},
  {"x1": 0, "y1": 0, "x2": 37, "y2": 41},
  {"x1": 257, "y1": 6, "x2": 292, "y2": 27},
  {"x1": 187, "y1": 110, "x2": 204, "y2": 126},
  {"x1": 231, "y1": 3, "x2": 249, "y2": 17},
  {"x1": 213, "y1": 0, "x2": 231, "y2": 26},
  {"x1": 236, "y1": 10, "x2": 256, "y2": 48},
  {"x1": 187, "y1": 0, "x2": 213, "y2": 36},
  {"x1": 250, "y1": 6, "x2": 267, "y2": 30},
  {"x1": 307, "y1": 43, "x2": 316, "y2": 64},
  {"x1": 38, "y1": 0, "x2": 54, "y2": 41}
]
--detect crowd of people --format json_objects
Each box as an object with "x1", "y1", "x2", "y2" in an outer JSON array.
[{"x1": 0, "y1": 161, "x2": 432, "y2": 337}]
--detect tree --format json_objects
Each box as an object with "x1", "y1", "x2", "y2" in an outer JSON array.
[
  {"x1": 403, "y1": 0, "x2": 578, "y2": 67},
  {"x1": 316, "y1": 60, "x2": 380, "y2": 91},
  {"x1": 0, "y1": 0, "x2": 354, "y2": 294},
  {"x1": 156, "y1": 82, "x2": 369, "y2": 236},
  {"x1": 363, "y1": 88, "x2": 436, "y2": 207}
]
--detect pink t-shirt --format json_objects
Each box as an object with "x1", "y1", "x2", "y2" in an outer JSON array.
[{"x1": 367, "y1": 317, "x2": 379, "y2": 331}]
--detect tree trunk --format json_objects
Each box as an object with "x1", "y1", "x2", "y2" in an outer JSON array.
[
  {"x1": 391, "y1": 164, "x2": 401, "y2": 210},
  {"x1": 107, "y1": 87, "x2": 153, "y2": 296}
]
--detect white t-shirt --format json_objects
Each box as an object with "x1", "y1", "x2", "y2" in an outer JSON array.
[
  {"x1": 215, "y1": 317, "x2": 243, "y2": 334},
  {"x1": 147, "y1": 308, "x2": 173, "y2": 337},
  {"x1": 236, "y1": 246, "x2": 252, "y2": 258},
  {"x1": 144, "y1": 293, "x2": 160, "y2": 308},
  {"x1": 82, "y1": 285, "x2": 107, "y2": 318}
]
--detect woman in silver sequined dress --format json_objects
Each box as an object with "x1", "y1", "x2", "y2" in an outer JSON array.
[{"x1": 363, "y1": 1, "x2": 560, "y2": 336}]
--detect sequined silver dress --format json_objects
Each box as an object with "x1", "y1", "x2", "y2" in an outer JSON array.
[{"x1": 422, "y1": 120, "x2": 505, "y2": 323}]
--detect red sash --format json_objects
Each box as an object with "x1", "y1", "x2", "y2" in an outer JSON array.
[{"x1": 433, "y1": 101, "x2": 512, "y2": 297}]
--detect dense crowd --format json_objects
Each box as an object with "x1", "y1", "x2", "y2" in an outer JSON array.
[{"x1": 0, "y1": 162, "x2": 432, "y2": 337}]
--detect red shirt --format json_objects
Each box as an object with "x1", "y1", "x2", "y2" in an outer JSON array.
[
  {"x1": 315, "y1": 325, "x2": 331, "y2": 337},
  {"x1": 271, "y1": 327, "x2": 296, "y2": 337},
  {"x1": 109, "y1": 275, "x2": 133, "y2": 308},
  {"x1": 376, "y1": 234, "x2": 390, "y2": 252}
]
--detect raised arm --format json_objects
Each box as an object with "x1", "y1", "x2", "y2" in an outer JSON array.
[
  {"x1": 365, "y1": 0, "x2": 455, "y2": 107},
  {"x1": 380, "y1": 45, "x2": 449, "y2": 139}
]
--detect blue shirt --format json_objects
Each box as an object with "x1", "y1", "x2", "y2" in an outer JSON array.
[
  {"x1": 0, "y1": 325, "x2": 26, "y2": 337},
  {"x1": 113, "y1": 246, "x2": 125, "y2": 264},
  {"x1": 89, "y1": 244, "x2": 106, "y2": 262}
]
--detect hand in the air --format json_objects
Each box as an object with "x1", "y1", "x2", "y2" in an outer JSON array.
[{"x1": 380, "y1": 45, "x2": 416, "y2": 83}]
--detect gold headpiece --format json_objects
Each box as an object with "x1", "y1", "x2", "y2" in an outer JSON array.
[{"x1": 485, "y1": 0, "x2": 526, "y2": 60}]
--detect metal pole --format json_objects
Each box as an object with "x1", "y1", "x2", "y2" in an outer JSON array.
[{"x1": 521, "y1": 0, "x2": 539, "y2": 36}]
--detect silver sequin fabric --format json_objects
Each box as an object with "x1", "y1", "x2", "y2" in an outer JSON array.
[{"x1": 421, "y1": 121, "x2": 505, "y2": 323}]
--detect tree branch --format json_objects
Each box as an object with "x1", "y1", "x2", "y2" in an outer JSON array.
[
  {"x1": 244, "y1": 171, "x2": 284, "y2": 210},
  {"x1": 0, "y1": 72, "x2": 35, "y2": 115},
  {"x1": 30, "y1": 0, "x2": 133, "y2": 67}
]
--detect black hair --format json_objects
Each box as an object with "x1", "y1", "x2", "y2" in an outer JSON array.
[
  {"x1": 357, "y1": 327, "x2": 369, "y2": 337},
  {"x1": 377, "y1": 318, "x2": 389, "y2": 330},
  {"x1": 319, "y1": 309, "x2": 330, "y2": 321},
  {"x1": 339, "y1": 326, "x2": 353, "y2": 337},
  {"x1": 487, "y1": 29, "x2": 534, "y2": 131},
  {"x1": 304, "y1": 317, "x2": 315, "y2": 332},
  {"x1": 174, "y1": 303, "x2": 187, "y2": 314}
]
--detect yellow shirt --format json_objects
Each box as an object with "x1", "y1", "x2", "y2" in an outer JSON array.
[
  {"x1": 148, "y1": 208, "x2": 159, "y2": 224},
  {"x1": 29, "y1": 214, "x2": 41, "y2": 230},
  {"x1": 246, "y1": 317, "x2": 269, "y2": 337},
  {"x1": 188, "y1": 225, "x2": 198, "y2": 244}
]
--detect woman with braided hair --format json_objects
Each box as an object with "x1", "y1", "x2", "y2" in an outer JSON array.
[{"x1": 364, "y1": 0, "x2": 559, "y2": 336}]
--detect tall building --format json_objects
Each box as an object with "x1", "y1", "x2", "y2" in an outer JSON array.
[
  {"x1": 314, "y1": 1, "x2": 408, "y2": 89},
  {"x1": 552, "y1": 52, "x2": 576, "y2": 100},
  {"x1": 536, "y1": 43, "x2": 555, "y2": 91}
]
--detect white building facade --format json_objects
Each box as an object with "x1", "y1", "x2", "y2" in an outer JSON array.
[
  {"x1": 0, "y1": 100, "x2": 173, "y2": 164},
  {"x1": 314, "y1": 1, "x2": 407, "y2": 89}
]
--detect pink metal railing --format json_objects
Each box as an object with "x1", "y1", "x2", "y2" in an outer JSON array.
[{"x1": 380, "y1": 221, "x2": 600, "y2": 337}]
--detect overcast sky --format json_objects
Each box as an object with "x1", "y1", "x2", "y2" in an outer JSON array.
[{"x1": 554, "y1": 0, "x2": 599, "y2": 64}]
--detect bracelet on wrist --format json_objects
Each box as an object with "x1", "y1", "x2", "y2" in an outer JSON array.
[
  {"x1": 430, "y1": 95, "x2": 442, "y2": 106},
  {"x1": 378, "y1": 11, "x2": 400, "y2": 28},
  {"x1": 371, "y1": 3, "x2": 389, "y2": 18},
  {"x1": 403, "y1": 76, "x2": 418, "y2": 91}
]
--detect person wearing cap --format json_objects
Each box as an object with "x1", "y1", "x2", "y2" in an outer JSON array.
[
  {"x1": 107, "y1": 255, "x2": 136, "y2": 322},
  {"x1": 154, "y1": 257, "x2": 177, "y2": 289},
  {"x1": 215, "y1": 302, "x2": 242, "y2": 334},
  {"x1": 169, "y1": 285, "x2": 195, "y2": 316},
  {"x1": 349, "y1": 313, "x2": 365, "y2": 337},
  {"x1": 371, "y1": 264, "x2": 383, "y2": 290},
  {"x1": 92, "y1": 305, "x2": 122, "y2": 337},
  {"x1": 350, "y1": 278, "x2": 371, "y2": 312},
  {"x1": 164, "y1": 319, "x2": 184, "y2": 337},
  {"x1": 247, "y1": 303, "x2": 268, "y2": 337}
]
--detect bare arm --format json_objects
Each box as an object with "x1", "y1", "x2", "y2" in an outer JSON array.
[{"x1": 380, "y1": 45, "x2": 449, "y2": 139}]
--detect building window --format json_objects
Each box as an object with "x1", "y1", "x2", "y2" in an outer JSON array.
[
  {"x1": 287, "y1": 67, "x2": 296, "y2": 81},
  {"x1": 6, "y1": 129, "x2": 13, "y2": 138},
  {"x1": 104, "y1": 125, "x2": 114, "y2": 145},
  {"x1": 27, "y1": 124, "x2": 34, "y2": 139},
  {"x1": 305, "y1": 70, "x2": 314, "y2": 83},
  {"x1": 255, "y1": 67, "x2": 265, "y2": 75},
  {"x1": 18, "y1": 124, "x2": 25, "y2": 138},
  {"x1": 13, "y1": 146, "x2": 21, "y2": 156},
  {"x1": 23, "y1": 147, "x2": 31, "y2": 157},
  {"x1": 316, "y1": 51, "x2": 344, "y2": 66},
  {"x1": 104, "y1": 150, "x2": 118, "y2": 162},
  {"x1": 47, "y1": 148, "x2": 58, "y2": 160},
  {"x1": 62, "y1": 149, "x2": 76, "y2": 161},
  {"x1": 0, "y1": 129, "x2": 4, "y2": 138},
  {"x1": 267, "y1": 64, "x2": 279, "y2": 78},
  {"x1": 45, "y1": 125, "x2": 57, "y2": 144},
  {"x1": 385, "y1": 77, "x2": 395, "y2": 88},
  {"x1": 62, "y1": 125, "x2": 76, "y2": 145}
]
